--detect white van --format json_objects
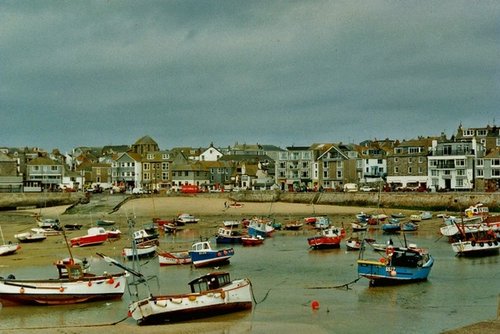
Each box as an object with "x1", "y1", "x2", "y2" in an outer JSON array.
[{"x1": 343, "y1": 183, "x2": 358, "y2": 192}]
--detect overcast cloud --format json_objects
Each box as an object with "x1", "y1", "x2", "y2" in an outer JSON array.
[{"x1": 1, "y1": 1, "x2": 499, "y2": 153}]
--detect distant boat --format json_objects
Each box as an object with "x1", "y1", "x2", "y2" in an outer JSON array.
[
  {"x1": 241, "y1": 235, "x2": 265, "y2": 246},
  {"x1": 175, "y1": 213, "x2": 199, "y2": 224},
  {"x1": 15, "y1": 229, "x2": 47, "y2": 243},
  {"x1": 122, "y1": 242, "x2": 157, "y2": 259},
  {"x1": 96, "y1": 219, "x2": 115, "y2": 227},
  {"x1": 0, "y1": 226, "x2": 20, "y2": 256},
  {"x1": 307, "y1": 226, "x2": 346, "y2": 249},
  {"x1": 158, "y1": 249, "x2": 192, "y2": 266},
  {"x1": 381, "y1": 222, "x2": 401, "y2": 234},
  {"x1": 247, "y1": 218, "x2": 274, "y2": 238},
  {"x1": 188, "y1": 241, "x2": 234, "y2": 268},
  {"x1": 70, "y1": 227, "x2": 108, "y2": 247},
  {"x1": 215, "y1": 227, "x2": 243, "y2": 244}
]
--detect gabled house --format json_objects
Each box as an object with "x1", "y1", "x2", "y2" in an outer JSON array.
[
  {"x1": 0, "y1": 152, "x2": 23, "y2": 192},
  {"x1": 386, "y1": 138, "x2": 435, "y2": 191},
  {"x1": 170, "y1": 152, "x2": 210, "y2": 190},
  {"x1": 199, "y1": 143, "x2": 224, "y2": 161},
  {"x1": 475, "y1": 147, "x2": 500, "y2": 192},
  {"x1": 314, "y1": 143, "x2": 357, "y2": 191},
  {"x1": 26, "y1": 156, "x2": 64, "y2": 191},
  {"x1": 427, "y1": 137, "x2": 484, "y2": 191},
  {"x1": 111, "y1": 152, "x2": 143, "y2": 190},
  {"x1": 141, "y1": 150, "x2": 173, "y2": 192}
]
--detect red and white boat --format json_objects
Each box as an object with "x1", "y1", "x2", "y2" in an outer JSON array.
[
  {"x1": 158, "y1": 249, "x2": 192, "y2": 266},
  {"x1": 0, "y1": 257, "x2": 127, "y2": 306},
  {"x1": 241, "y1": 235, "x2": 265, "y2": 246},
  {"x1": 307, "y1": 226, "x2": 346, "y2": 249},
  {"x1": 70, "y1": 227, "x2": 108, "y2": 247}
]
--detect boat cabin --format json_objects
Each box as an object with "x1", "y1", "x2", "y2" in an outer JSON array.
[
  {"x1": 188, "y1": 272, "x2": 231, "y2": 293},
  {"x1": 191, "y1": 241, "x2": 213, "y2": 251}
]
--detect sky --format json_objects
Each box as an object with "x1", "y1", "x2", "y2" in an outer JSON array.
[{"x1": 1, "y1": 1, "x2": 499, "y2": 154}]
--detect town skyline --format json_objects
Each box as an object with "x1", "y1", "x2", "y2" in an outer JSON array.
[{"x1": 2, "y1": 2, "x2": 499, "y2": 153}]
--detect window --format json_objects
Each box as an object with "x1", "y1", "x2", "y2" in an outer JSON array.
[
  {"x1": 456, "y1": 159, "x2": 465, "y2": 166},
  {"x1": 477, "y1": 129, "x2": 487, "y2": 136},
  {"x1": 147, "y1": 154, "x2": 154, "y2": 160},
  {"x1": 394, "y1": 167, "x2": 399, "y2": 174},
  {"x1": 408, "y1": 167, "x2": 413, "y2": 174},
  {"x1": 337, "y1": 171, "x2": 342, "y2": 178},
  {"x1": 323, "y1": 170, "x2": 328, "y2": 178},
  {"x1": 457, "y1": 169, "x2": 465, "y2": 176},
  {"x1": 476, "y1": 169, "x2": 483, "y2": 177},
  {"x1": 462, "y1": 129, "x2": 474, "y2": 137},
  {"x1": 456, "y1": 179, "x2": 464, "y2": 187},
  {"x1": 492, "y1": 159, "x2": 500, "y2": 166}
]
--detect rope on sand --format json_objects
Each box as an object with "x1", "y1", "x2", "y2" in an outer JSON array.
[
  {"x1": 2, "y1": 316, "x2": 130, "y2": 331},
  {"x1": 307, "y1": 276, "x2": 361, "y2": 290}
]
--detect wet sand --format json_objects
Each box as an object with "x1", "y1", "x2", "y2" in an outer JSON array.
[{"x1": 0, "y1": 195, "x2": 498, "y2": 333}]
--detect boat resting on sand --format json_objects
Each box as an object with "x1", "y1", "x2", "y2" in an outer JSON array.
[
  {"x1": 158, "y1": 250, "x2": 192, "y2": 266},
  {"x1": 128, "y1": 271, "x2": 253, "y2": 325},
  {"x1": 0, "y1": 258, "x2": 127, "y2": 306},
  {"x1": 357, "y1": 241, "x2": 434, "y2": 286}
]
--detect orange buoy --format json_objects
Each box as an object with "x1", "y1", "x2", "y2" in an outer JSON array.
[{"x1": 311, "y1": 300, "x2": 320, "y2": 310}]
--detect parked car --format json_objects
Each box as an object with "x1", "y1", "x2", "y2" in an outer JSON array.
[{"x1": 360, "y1": 186, "x2": 376, "y2": 192}]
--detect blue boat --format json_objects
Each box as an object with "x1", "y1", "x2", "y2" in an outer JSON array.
[
  {"x1": 401, "y1": 222, "x2": 418, "y2": 232},
  {"x1": 215, "y1": 227, "x2": 243, "y2": 244},
  {"x1": 382, "y1": 222, "x2": 401, "y2": 233},
  {"x1": 357, "y1": 240, "x2": 434, "y2": 286},
  {"x1": 188, "y1": 241, "x2": 234, "y2": 268}
]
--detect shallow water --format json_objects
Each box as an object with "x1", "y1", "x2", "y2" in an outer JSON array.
[{"x1": 1, "y1": 226, "x2": 498, "y2": 334}]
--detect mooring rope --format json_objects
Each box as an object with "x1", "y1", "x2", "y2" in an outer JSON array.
[
  {"x1": 2, "y1": 315, "x2": 130, "y2": 331},
  {"x1": 307, "y1": 276, "x2": 361, "y2": 290}
]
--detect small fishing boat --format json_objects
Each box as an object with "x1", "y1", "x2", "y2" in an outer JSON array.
[
  {"x1": 314, "y1": 216, "x2": 331, "y2": 229},
  {"x1": 64, "y1": 223, "x2": 83, "y2": 230},
  {"x1": 122, "y1": 242, "x2": 157, "y2": 259},
  {"x1": 188, "y1": 241, "x2": 234, "y2": 268},
  {"x1": 175, "y1": 213, "x2": 199, "y2": 224},
  {"x1": 158, "y1": 249, "x2": 192, "y2": 266},
  {"x1": 401, "y1": 222, "x2": 418, "y2": 232},
  {"x1": 351, "y1": 221, "x2": 368, "y2": 232},
  {"x1": 284, "y1": 221, "x2": 303, "y2": 231},
  {"x1": 247, "y1": 218, "x2": 274, "y2": 238},
  {"x1": 451, "y1": 223, "x2": 500, "y2": 257},
  {"x1": 15, "y1": 229, "x2": 47, "y2": 243},
  {"x1": 0, "y1": 258, "x2": 127, "y2": 306},
  {"x1": 410, "y1": 214, "x2": 422, "y2": 223},
  {"x1": 36, "y1": 218, "x2": 61, "y2": 229},
  {"x1": 346, "y1": 237, "x2": 362, "y2": 251},
  {"x1": 95, "y1": 219, "x2": 116, "y2": 227},
  {"x1": 128, "y1": 271, "x2": 253, "y2": 325},
  {"x1": 70, "y1": 227, "x2": 108, "y2": 247},
  {"x1": 0, "y1": 226, "x2": 20, "y2": 256},
  {"x1": 382, "y1": 221, "x2": 401, "y2": 233},
  {"x1": 357, "y1": 239, "x2": 434, "y2": 286},
  {"x1": 307, "y1": 226, "x2": 346, "y2": 249},
  {"x1": 215, "y1": 227, "x2": 243, "y2": 244},
  {"x1": 241, "y1": 235, "x2": 265, "y2": 246},
  {"x1": 223, "y1": 220, "x2": 240, "y2": 228}
]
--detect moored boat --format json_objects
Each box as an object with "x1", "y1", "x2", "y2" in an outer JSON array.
[
  {"x1": 70, "y1": 227, "x2": 108, "y2": 247},
  {"x1": 15, "y1": 229, "x2": 47, "y2": 243},
  {"x1": 307, "y1": 226, "x2": 346, "y2": 249},
  {"x1": 0, "y1": 256, "x2": 127, "y2": 306},
  {"x1": 247, "y1": 218, "x2": 274, "y2": 238},
  {"x1": 158, "y1": 249, "x2": 192, "y2": 266},
  {"x1": 122, "y1": 242, "x2": 157, "y2": 259},
  {"x1": 357, "y1": 240, "x2": 434, "y2": 286},
  {"x1": 128, "y1": 271, "x2": 253, "y2": 325},
  {"x1": 215, "y1": 227, "x2": 243, "y2": 244},
  {"x1": 188, "y1": 241, "x2": 234, "y2": 268},
  {"x1": 241, "y1": 235, "x2": 264, "y2": 246}
]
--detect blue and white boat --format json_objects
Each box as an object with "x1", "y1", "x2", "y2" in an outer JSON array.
[
  {"x1": 247, "y1": 219, "x2": 275, "y2": 238},
  {"x1": 188, "y1": 241, "x2": 234, "y2": 268},
  {"x1": 357, "y1": 240, "x2": 434, "y2": 286},
  {"x1": 382, "y1": 221, "x2": 401, "y2": 233}
]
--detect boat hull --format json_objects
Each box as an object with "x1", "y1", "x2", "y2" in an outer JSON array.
[
  {"x1": 307, "y1": 236, "x2": 342, "y2": 249},
  {"x1": 357, "y1": 257, "x2": 434, "y2": 286},
  {"x1": 189, "y1": 249, "x2": 234, "y2": 268},
  {"x1": 451, "y1": 240, "x2": 500, "y2": 256},
  {"x1": 129, "y1": 278, "x2": 253, "y2": 325},
  {"x1": 0, "y1": 274, "x2": 127, "y2": 306},
  {"x1": 158, "y1": 251, "x2": 192, "y2": 266}
]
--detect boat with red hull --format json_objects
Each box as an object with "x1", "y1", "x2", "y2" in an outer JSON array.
[
  {"x1": 70, "y1": 227, "x2": 108, "y2": 247},
  {"x1": 308, "y1": 226, "x2": 346, "y2": 249}
]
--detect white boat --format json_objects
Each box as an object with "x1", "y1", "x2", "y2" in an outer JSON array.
[
  {"x1": 158, "y1": 249, "x2": 192, "y2": 266},
  {"x1": 122, "y1": 242, "x2": 157, "y2": 259},
  {"x1": 247, "y1": 219, "x2": 275, "y2": 238},
  {"x1": 0, "y1": 226, "x2": 20, "y2": 256},
  {"x1": 451, "y1": 238, "x2": 500, "y2": 256},
  {"x1": 175, "y1": 213, "x2": 200, "y2": 224},
  {"x1": 15, "y1": 229, "x2": 47, "y2": 243},
  {"x1": 188, "y1": 241, "x2": 234, "y2": 268},
  {"x1": 0, "y1": 257, "x2": 127, "y2": 306},
  {"x1": 223, "y1": 220, "x2": 240, "y2": 228},
  {"x1": 128, "y1": 271, "x2": 253, "y2": 325}
]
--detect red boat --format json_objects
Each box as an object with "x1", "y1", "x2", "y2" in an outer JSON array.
[
  {"x1": 307, "y1": 226, "x2": 346, "y2": 249},
  {"x1": 70, "y1": 227, "x2": 108, "y2": 247},
  {"x1": 241, "y1": 235, "x2": 264, "y2": 246}
]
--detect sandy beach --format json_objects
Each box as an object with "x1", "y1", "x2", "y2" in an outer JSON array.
[{"x1": 0, "y1": 195, "x2": 498, "y2": 333}]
